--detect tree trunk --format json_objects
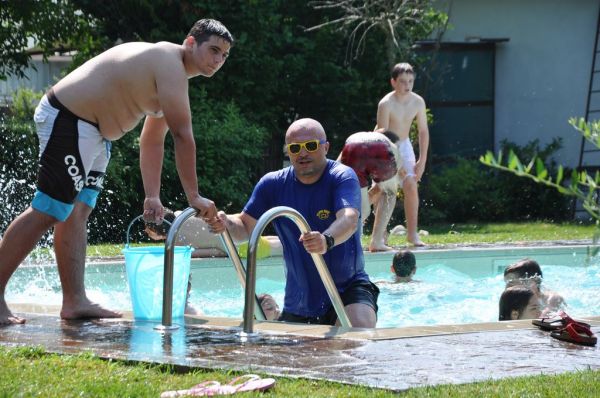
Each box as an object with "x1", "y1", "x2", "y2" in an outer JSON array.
[{"x1": 385, "y1": 33, "x2": 397, "y2": 70}]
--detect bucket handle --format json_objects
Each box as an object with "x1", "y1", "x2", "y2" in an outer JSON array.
[{"x1": 125, "y1": 215, "x2": 172, "y2": 248}]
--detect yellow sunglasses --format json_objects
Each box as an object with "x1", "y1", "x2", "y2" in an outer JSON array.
[{"x1": 286, "y1": 139, "x2": 326, "y2": 155}]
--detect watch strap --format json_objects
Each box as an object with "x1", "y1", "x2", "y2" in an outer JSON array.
[{"x1": 323, "y1": 232, "x2": 334, "y2": 251}]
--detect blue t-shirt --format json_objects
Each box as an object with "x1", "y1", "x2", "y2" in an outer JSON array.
[{"x1": 243, "y1": 159, "x2": 369, "y2": 317}]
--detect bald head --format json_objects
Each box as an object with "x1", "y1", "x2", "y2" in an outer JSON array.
[
  {"x1": 285, "y1": 118, "x2": 329, "y2": 184},
  {"x1": 285, "y1": 118, "x2": 326, "y2": 142}
]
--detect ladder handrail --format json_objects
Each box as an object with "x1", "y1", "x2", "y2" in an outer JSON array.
[
  {"x1": 160, "y1": 207, "x2": 265, "y2": 329},
  {"x1": 242, "y1": 206, "x2": 352, "y2": 334},
  {"x1": 217, "y1": 227, "x2": 267, "y2": 321}
]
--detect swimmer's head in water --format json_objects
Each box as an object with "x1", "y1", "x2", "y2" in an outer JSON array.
[
  {"x1": 258, "y1": 293, "x2": 280, "y2": 321},
  {"x1": 392, "y1": 250, "x2": 416, "y2": 277},
  {"x1": 504, "y1": 258, "x2": 543, "y2": 289},
  {"x1": 498, "y1": 286, "x2": 542, "y2": 321}
]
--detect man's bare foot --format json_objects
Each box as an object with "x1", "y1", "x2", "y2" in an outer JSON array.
[
  {"x1": 369, "y1": 244, "x2": 394, "y2": 252},
  {"x1": 60, "y1": 300, "x2": 122, "y2": 320},
  {"x1": 0, "y1": 301, "x2": 26, "y2": 324},
  {"x1": 407, "y1": 235, "x2": 425, "y2": 247}
]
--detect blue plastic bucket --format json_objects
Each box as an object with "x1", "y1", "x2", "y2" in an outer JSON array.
[{"x1": 123, "y1": 245, "x2": 191, "y2": 320}]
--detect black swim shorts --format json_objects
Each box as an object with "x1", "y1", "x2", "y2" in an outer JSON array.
[
  {"x1": 31, "y1": 89, "x2": 111, "y2": 221},
  {"x1": 278, "y1": 279, "x2": 380, "y2": 325}
]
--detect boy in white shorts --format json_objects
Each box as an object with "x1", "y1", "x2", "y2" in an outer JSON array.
[{"x1": 372, "y1": 62, "x2": 430, "y2": 248}]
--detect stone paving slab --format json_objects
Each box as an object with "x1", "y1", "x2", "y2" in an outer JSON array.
[{"x1": 1, "y1": 312, "x2": 599, "y2": 391}]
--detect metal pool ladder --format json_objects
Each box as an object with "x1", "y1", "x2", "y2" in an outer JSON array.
[
  {"x1": 160, "y1": 206, "x2": 352, "y2": 333},
  {"x1": 158, "y1": 207, "x2": 266, "y2": 330},
  {"x1": 241, "y1": 206, "x2": 352, "y2": 334}
]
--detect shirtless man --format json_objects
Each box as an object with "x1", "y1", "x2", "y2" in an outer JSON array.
[
  {"x1": 0, "y1": 19, "x2": 233, "y2": 324},
  {"x1": 373, "y1": 62, "x2": 429, "y2": 248}
]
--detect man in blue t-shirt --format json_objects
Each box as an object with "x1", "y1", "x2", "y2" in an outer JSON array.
[{"x1": 209, "y1": 118, "x2": 379, "y2": 327}]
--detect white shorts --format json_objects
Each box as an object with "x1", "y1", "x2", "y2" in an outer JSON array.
[
  {"x1": 373, "y1": 138, "x2": 416, "y2": 193},
  {"x1": 396, "y1": 138, "x2": 416, "y2": 182}
]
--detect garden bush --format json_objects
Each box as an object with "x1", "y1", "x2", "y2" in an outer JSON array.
[
  {"x1": 0, "y1": 89, "x2": 42, "y2": 236},
  {"x1": 417, "y1": 138, "x2": 572, "y2": 224}
]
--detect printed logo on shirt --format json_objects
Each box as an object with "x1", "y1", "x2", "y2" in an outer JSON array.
[{"x1": 316, "y1": 209, "x2": 330, "y2": 220}]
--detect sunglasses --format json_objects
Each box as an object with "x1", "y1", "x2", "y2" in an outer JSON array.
[{"x1": 286, "y1": 139, "x2": 326, "y2": 155}]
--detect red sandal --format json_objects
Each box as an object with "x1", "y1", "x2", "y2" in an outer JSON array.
[
  {"x1": 532, "y1": 311, "x2": 590, "y2": 332},
  {"x1": 550, "y1": 321, "x2": 597, "y2": 347}
]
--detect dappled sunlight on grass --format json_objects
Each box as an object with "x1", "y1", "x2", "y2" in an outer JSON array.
[{"x1": 364, "y1": 221, "x2": 596, "y2": 248}]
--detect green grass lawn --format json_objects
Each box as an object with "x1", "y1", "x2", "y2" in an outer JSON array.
[
  {"x1": 79, "y1": 221, "x2": 596, "y2": 258},
  {"x1": 6, "y1": 221, "x2": 599, "y2": 397},
  {"x1": 381, "y1": 221, "x2": 596, "y2": 247},
  {"x1": 1, "y1": 346, "x2": 598, "y2": 398}
]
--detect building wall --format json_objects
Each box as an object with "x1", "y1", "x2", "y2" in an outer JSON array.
[
  {"x1": 0, "y1": 55, "x2": 71, "y2": 105},
  {"x1": 434, "y1": 0, "x2": 599, "y2": 167}
]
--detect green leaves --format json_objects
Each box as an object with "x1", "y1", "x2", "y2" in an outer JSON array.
[
  {"x1": 481, "y1": 118, "x2": 600, "y2": 221},
  {"x1": 0, "y1": 0, "x2": 92, "y2": 80},
  {"x1": 535, "y1": 158, "x2": 547, "y2": 180}
]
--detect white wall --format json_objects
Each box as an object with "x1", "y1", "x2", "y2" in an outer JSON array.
[{"x1": 435, "y1": 0, "x2": 599, "y2": 167}]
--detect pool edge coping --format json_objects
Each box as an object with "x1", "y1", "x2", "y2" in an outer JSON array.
[{"x1": 9, "y1": 303, "x2": 600, "y2": 341}]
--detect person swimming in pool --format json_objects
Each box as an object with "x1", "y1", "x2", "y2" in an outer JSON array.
[
  {"x1": 0, "y1": 19, "x2": 233, "y2": 325},
  {"x1": 257, "y1": 293, "x2": 281, "y2": 321},
  {"x1": 503, "y1": 258, "x2": 565, "y2": 315},
  {"x1": 375, "y1": 250, "x2": 419, "y2": 284},
  {"x1": 144, "y1": 208, "x2": 282, "y2": 259},
  {"x1": 498, "y1": 285, "x2": 543, "y2": 321},
  {"x1": 390, "y1": 250, "x2": 418, "y2": 283}
]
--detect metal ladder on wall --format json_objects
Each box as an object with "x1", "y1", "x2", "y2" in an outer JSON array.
[
  {"x1": 241, "y1": 206, "x2": 351, "y2": 334},
  {"x1": 158, "y1": 206, "x2": 352, "y2": 333},
  {"x1": 156, "y1": 206, "x2": 265, "y2": 330},
  {"x1": 575, "y1": 6, "x2": 600, "y2": 219}
]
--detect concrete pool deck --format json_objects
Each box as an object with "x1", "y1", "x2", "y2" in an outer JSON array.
[{"x1": 1, "y1": 303, "x2": 599, "y2": 391}]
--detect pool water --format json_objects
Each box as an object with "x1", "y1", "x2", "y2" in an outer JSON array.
[{"x1": 6, "y1": 245, "x2": 600, "y2": 328}]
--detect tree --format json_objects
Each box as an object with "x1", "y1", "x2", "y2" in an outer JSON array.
[
  {"x1": 0, "y1": 0, "x2": 90, "y2": 80},
  {"x1": 306, "y1": 0, "x2": 448, "y2": 67}
]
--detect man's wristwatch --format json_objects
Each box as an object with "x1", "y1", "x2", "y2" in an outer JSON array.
[{"x1": 323, "y1": 232, "x2": 335, "y2": 251}]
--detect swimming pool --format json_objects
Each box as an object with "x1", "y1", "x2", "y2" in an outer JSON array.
[{"x1": 6, "y1": 245, "x2": 599, "y2": 328}]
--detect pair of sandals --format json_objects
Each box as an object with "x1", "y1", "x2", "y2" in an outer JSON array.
[
  {"x1": 161, "y1": 374, "x2": 276, "y2": 397},
  {"x1": 532, "y1": 311, "x2": 597, "y2": 347}
]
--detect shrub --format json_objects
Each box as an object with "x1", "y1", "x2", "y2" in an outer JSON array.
[
  {"x1": 481, "y1": 118, "x2": 600, "y2": 248},
  {"x1": 423, "y1": 157, "x2": 494, "y2": 223},
  {"x1": 416, "y1": 138, "x2": 571, "y2": 224},
  {"x1": 0, "y1": 90, "x2": 42, "y2": 235}
]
